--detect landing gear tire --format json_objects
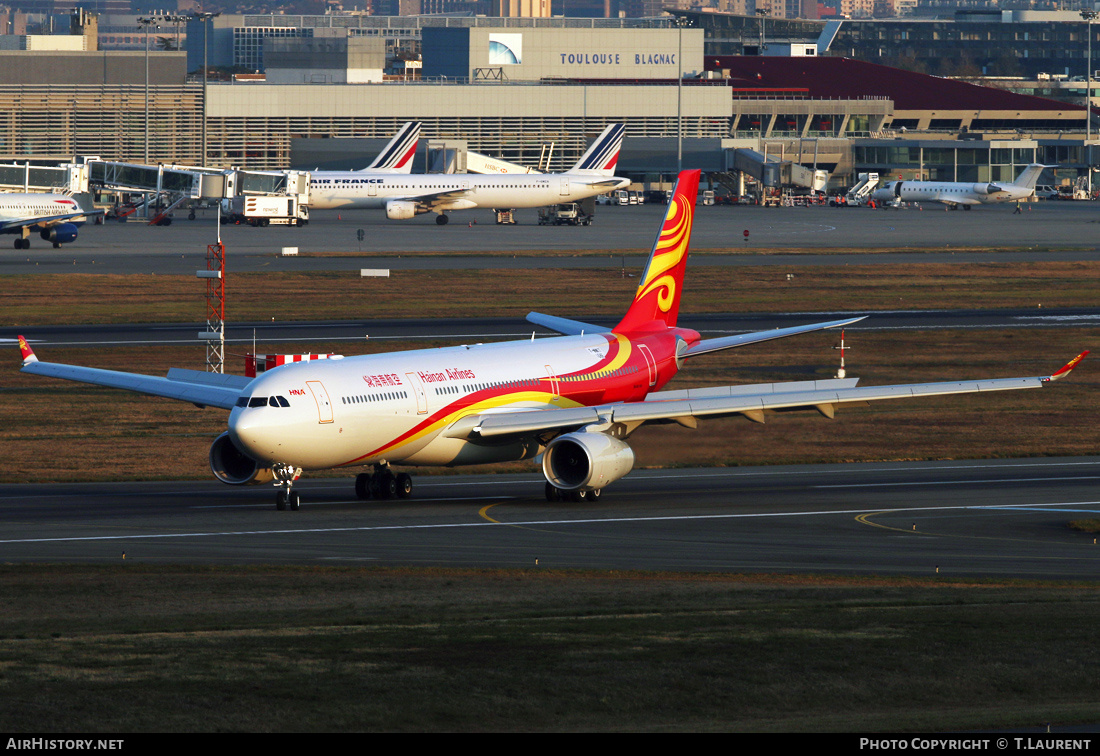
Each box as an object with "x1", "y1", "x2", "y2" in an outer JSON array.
[
  {"x1": 276, "y1": 489, "x2": 301, "y2": 510},
  {"x1": 355, "y1": 472, "x2": 371, "y2": 500},
  {"x1": 369, "y1": 470, "x2": 397, "y2": 499},
  {"x1": 395, "y1": 473, "x2": 413, "y2": 499},
  {"x1": 545, "y1": 482, "x2": 561, "y2": 502},
  {"x1": 435, "y1": 214, "x2": 449, "y2": 225}
]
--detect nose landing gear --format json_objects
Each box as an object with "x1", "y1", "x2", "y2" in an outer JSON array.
[{"x1": 273, "y1": 463, "x2": 303, "y2": 510}]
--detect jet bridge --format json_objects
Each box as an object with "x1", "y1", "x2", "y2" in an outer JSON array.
[
  {"x1": 86, "y1": 161, "x2": 310, "y2": 223},
  {"x1": 726, "y1": 148, "x2": 829, "y2": 206}
]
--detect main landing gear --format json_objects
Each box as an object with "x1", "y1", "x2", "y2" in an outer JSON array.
[
  {"x1": 545, "y1": 482, "x2": 601, "y2": 503},
  {"x1": 355, "y1": 464, "x2": 413, "y2": 501},
  {"x1": 435, "y1": 213, "x2": 449, "y2": 225}
]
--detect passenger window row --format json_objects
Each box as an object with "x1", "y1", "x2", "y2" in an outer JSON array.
[{"x1": 342, "y1": 391, "x2": 407, "y2": 405}]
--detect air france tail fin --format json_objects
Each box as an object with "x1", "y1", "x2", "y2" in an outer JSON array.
[
  {"x1": 566, "y1": 123, "x2": 625, "y2": 175},
  {"x1": 614, "y1": 169, "x2": 701, "y2": 333},
  {"x1": 1012, "y1": 163, "x2": 1047, "y2": 190},
  {"x1": 363, "y1": 122, "x2": 421, "y2": 173}
]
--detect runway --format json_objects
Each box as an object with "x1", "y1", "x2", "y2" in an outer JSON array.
[
  {"x1": 3, "y1": 457, "x2": 1099, "y2": 578},
  {"x1": 1, "y1": 200, "x2": 1097, "y2": 275},
  {"x1": 5, "y1": 309, "x2": 1100, "y2": 353}
]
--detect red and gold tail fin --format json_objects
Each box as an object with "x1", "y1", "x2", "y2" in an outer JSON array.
[{"x1": 614, "y1": 169, "x2": 700, "y2": 333}]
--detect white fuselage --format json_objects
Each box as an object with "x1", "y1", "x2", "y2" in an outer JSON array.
[
  {"x1": 308, "y1": 172, "x2": 627, "y2": 211},
  {"x1": 871, "y1": 180, "x2": 1033, "y2": 206},
  {"x1": 0, "y1": 193, "x2": 88, "y2": 223},
  {"x1": 229, "y1": 330, "x2": 666, "y2": 472}
]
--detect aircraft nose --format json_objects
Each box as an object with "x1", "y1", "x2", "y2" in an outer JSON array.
[{"x1": 228, "y1": 406, "x2": 279, "y2": 462}]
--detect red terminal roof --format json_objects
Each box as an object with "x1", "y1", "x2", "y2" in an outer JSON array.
[{"x1": 708, "y1": 56, "x2": 1078, "y2": 113}]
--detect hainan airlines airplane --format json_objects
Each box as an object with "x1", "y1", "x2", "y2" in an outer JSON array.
[
  {"x1": 309, "y1": 123, "x2": 630, "y2": 225},
  {"x1": 18, "y1": 170, "x2": 1087, "y2": 510},
  {"x1": 0, "y1": 193, "x2": 102, "y2": 249},
  {"x1": 870, "y1": 164, "x2": 1047, "y2": 209}
]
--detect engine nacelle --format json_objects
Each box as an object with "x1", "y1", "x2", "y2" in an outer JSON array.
[
  {"x1": 209, "y1": 431, "x2": 274, "y2": 485},
  {"x1": 385, "y1": 200, "x2": 422, "y2": 220},
  {"x1": 974, "y1": 183, "x2": 997, "y2": 196},
  {"x1": 542, "y1": 432, "x2": 635, "y2": 492},
  {"x1": 40, "y1": 223, "x2": 79, "y2": 244}
]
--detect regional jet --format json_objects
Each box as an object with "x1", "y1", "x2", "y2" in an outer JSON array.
[
  {"x1": 0, "y1": 193, "x2": 102, "y2": 249},
  {"x1": 308, "y1": 123, "x2": 630, "y2": 224},
  {"x1": 870, "y1": 164, "x2": 1047, "y2": 209},
  {"x1": 17, "y1": 170, "x2": 1087, "y2": 509}
]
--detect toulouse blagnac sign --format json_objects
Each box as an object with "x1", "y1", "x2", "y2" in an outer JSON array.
[{"x1": 488, "y1": 32, "x2": 679, "y2": 70}]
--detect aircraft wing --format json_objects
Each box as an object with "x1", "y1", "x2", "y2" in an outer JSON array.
[
  {"x1": 18, "y1": 337, "x2": 244, "y2": 410},
  {"x1": 444, "y1": 352, "x2": 1088, "y2": 441},
  {"x1": 0, "y1": 209, "x2": 103, "y2": 231},
  {"x1": 398, "y1": 188, "x2": 476, "y2": 212}
]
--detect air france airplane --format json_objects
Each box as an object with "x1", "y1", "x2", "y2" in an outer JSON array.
[
  {"x1": 18, "y1": 170, "x2": 1087, "y2": 510},
  {"x1": 870, "y1": 164, "x2": 1047, "y2": 209},
  {"x1": 0, "y1": 193, "x2": 102, "y2": 249},
  {"x1": 309, "y1": 123, "x2": 630, "y2": 225}
]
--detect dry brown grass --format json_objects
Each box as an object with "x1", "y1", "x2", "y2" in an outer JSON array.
[{"x1": 3, "y1": 260, "x2": 1099, "y2": 325}]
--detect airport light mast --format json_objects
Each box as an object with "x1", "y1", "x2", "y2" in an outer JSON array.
[
  {"x1": 137, "y1": 17, "x2": 160, "y2": 165},
  {"x1": 1082, "y1": 9, "x2": 1097, "y2": 199},
  {"x1": 190, "y1": 11, "x2": 220, "y2": 168}
]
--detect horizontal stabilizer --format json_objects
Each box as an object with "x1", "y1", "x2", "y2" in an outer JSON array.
[
  {"x1": 680, "y1": 316, "x2": 865, "y2": 358},
  {"x1": 526, "y1": 312, "x2": 608, "y2": 336}
]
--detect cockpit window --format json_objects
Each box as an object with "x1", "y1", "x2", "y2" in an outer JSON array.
[
  {"x1": 275, "y1": 396, "x2": 290, "y2": 407},
  {"x1": 248, "y1": 397, "x2": 269, "y2": 408},
  {"x1": 236, "y1": 396, "x2": 248, "y2": 408}
]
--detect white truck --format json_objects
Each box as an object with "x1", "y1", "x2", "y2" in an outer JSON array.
[{"x1": 226, "y1": 195, "x2": 310, "y2": 226}]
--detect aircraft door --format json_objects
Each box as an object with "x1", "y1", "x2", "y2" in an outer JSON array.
[
  {"x1": 560, "y1": 177, "x2": 570, "y2": 196},
  {"x1": 638, "y1": 345, "x2": 657, "y2": 387},
  {"x1": 894, "y1": 181, "x2": 904, "y2": 198},
  {"x1": 405, "y1": 372, "x2": 428, "y2": 414},
  {"x1": 305, "y1": 380, "x2": 334, "y2": 423},
  {"x1": 544, "y1": 365, "x2": 560, "y2": 398},
  {"x1": 368, "y1": 183, "x2": 378, "y2": 197}
]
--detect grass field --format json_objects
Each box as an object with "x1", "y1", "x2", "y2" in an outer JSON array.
[
  {"x1": 1, "y1": 566, "x2": 1099, "y2": 732},
  {"x1": 2, "y1": 262, "x2": 1099, "y2": 732}
]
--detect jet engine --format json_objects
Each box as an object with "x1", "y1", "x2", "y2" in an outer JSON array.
[
  {"x1": 385, "y1": 200, "x2": 422, "y2": 220},
  {"x1": 209, "y1": 431, "x2": 274, "y2": 485},
  {"x1": 39, "y1": 223, "x2": 78, "y2": 244},
  {"x1": 542, "y1": 431, "x2": 635, "y2": 492},
  {"x1": 974, "y1": 183, "x2": 999, "y2": 196}
]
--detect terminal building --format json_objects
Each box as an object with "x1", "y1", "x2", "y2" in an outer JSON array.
[{"x1": 0, "y1": 11, "x2": 1092, "y2": 192}]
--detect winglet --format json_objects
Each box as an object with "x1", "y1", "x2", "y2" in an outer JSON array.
[
  {"x1": 17, "y1": 335, "x2": 37, "y2": 365},
  {"x1": 1045, "y1": 350, "x2": 1089, "y2": 382}
]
